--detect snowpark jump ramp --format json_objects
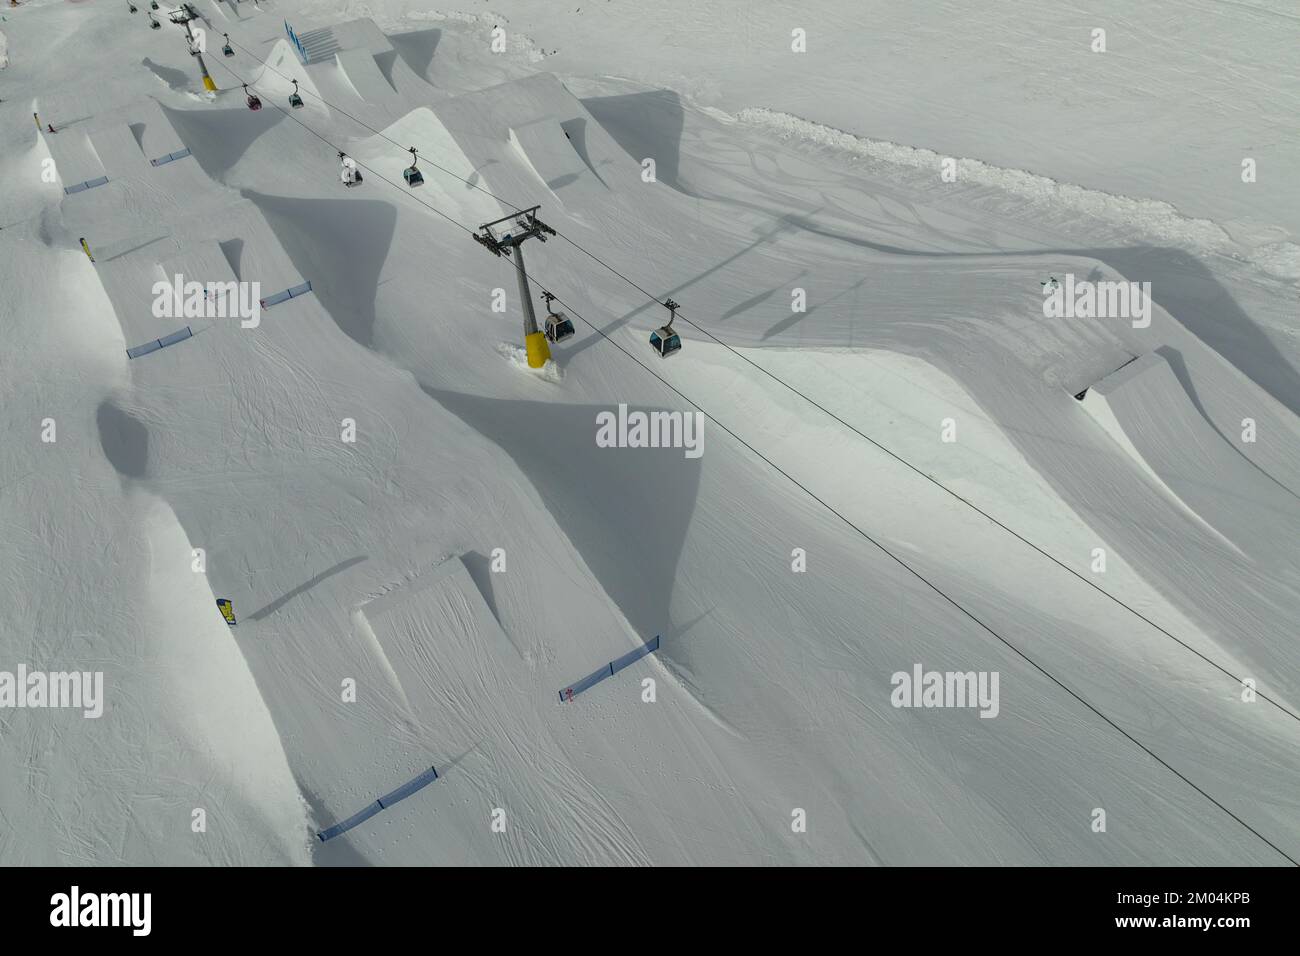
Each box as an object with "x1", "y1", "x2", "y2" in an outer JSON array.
[
  {"x1": 91, "y1": 204, "x2": 310, "y2": 351},
  {"x1": 509, "y1": 115, "x2": 609, "y2": 205},
  {"x1": 334, "y1": 48, "x2": 400, "y2": 110},
  {"x1": 434, "y1": 73, "x2": 637, "y2": 215},
  {"x1": 255, "y1": 18, "x2": 434, "y2": 122},
  {"x1": 254, "y1": 28, "x2": 627, "y2": 220},
  {"x1": 49, "y1": 100, "x2": 210, "y2": 227},
  {"x1": 350, "y1": 107, "x2": 503, "y2": 226},
  {"x1": 1080, "y1": 352, "x2": 1300, "y2": 563},
  {"x1": 41, "y1": 123, "x2": 109, "y2": 196},
  {"x1": 191, "y1": 0, "x2": 256, "y2": 24}
]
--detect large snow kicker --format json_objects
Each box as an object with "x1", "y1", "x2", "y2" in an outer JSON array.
[
  {"x1": 334, "y1": 48, "x2": 398, "y2": 107},
  {"x1": 42, "y1": 125, "x2": 109, "y2": 195},
  {"x1": 509, "y1": 116, "x2": 608, "y2": 204},
  {"x1": 1081, "y1": 352, "x2": 1300, "y2": 561}
]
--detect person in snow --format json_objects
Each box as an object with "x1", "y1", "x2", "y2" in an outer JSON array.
[{"x1": 338, "y1": 151, "x2": 361, "y2": 187}]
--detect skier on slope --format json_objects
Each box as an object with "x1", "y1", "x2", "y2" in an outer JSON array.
[{"x1": 338, "y1": 151, "x2": 361, "y2": 187}]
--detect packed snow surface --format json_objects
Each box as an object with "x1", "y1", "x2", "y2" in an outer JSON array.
[{"x1": 0, "y1": 0, "x2": 1297, "y2": 865}]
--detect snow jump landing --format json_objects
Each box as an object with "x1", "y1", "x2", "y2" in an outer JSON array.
[{"x1": 1081, "y1": 352, "x2": 1299, "y2": 558}]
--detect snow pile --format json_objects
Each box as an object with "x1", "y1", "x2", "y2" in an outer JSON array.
[
  {"x1": 1250, "y1": 241, "x2": 1300, "y2": 281},
  {"x1": 1081, "y1": 352, "x2": 1298, "y2": 563},
  {"x1": 495, "y1": 341, "x2": 564, "y2": 382},
  {"x1": 739, "y1": 107, "x2": 1300, "y2": 281}
]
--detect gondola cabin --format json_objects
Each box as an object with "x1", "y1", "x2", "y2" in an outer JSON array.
[
  {"x1": 649, "y1": 326, "x2": 681, "y2": 357},
  {"x1": 545, "y1": 312, "x2": 575, "y2": 343},
  {"x1": 540, "y1": 291, "x2": 574, "y2": 343},
  {"x1": 404, "y1": 147, "x2": 424, "y2": 187}
]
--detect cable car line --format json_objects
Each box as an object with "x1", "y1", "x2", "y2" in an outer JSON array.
[
  {"x1": 553, "y1": 230, "x2": 1300, "y2": 725},
  {"x1": 206, "y1": 50, "x2": 1300, "y2": 728},
  {"x1": 209, "y1": 59, "x2": 477, "y2": 235},
  {"x1": 195, "y1": 56, "x2": 1300, "y2": 861},
  {"x1": 205, "y1": 52, "x2": 1300, "y2": 723},
  {"x1": 221, "y1": 35, "x2": 530, "y2": 215}
]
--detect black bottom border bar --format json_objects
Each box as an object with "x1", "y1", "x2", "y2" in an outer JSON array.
[{"x1": 0, "y1": 866, "x2": 1287, "y2": 942}]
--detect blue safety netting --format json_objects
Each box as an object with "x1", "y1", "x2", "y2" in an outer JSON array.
[
  {"x1": 150, "y1": 147, "x2": 193, "y2": 168},
  {"x1": 126, "y1": 325, "x2": 192, "y2": 359},
  {"x1": 316, "y1": 765, "x2": 440, "y2": 842},
  {"x1": 377, "y1": 767, "x2": 439, "y2": 808},
  {"x1": 558, "y1": 635, "x2": 661, "y2": 702},
  {"x1": 64, "y1": 176, "x2": 109, "y2": 196},
  {"x1": 611, "y1": 635, "x2": 660, "y2": 673},
  {"x1": 316, "y1": 801, "x2": 382, "y2": 843},
  {"x1": 259, "y1": 281, "x2": 313, "y2": 308}
]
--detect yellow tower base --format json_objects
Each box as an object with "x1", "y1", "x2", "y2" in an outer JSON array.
[
  {"x1": 203, "y1": 76, "x2": 218, "y2": 92},
  {"x1": 525, "y1": 331, "x2": 551, "y2": 369}
]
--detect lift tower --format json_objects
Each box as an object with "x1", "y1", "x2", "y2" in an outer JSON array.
[
  {"x1": 473, "y1": 206, "x2": 557, "y2": 368},
  {"x1": 169, "y1": 5, "x2": 217, "y2": 92}
]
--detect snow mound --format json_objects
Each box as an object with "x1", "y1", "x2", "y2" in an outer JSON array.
[
  {"x1": 496, "y1": 341, "x2": 563, "y2": 382},
  {"x1": 739, "y1": 107, "x2": 1300, "y2": 281},
  {"x1": 352, "y1": 106, "x2": 504, "y2": 223},
  {"x1": 1250, "y1": 241, "x2": 1300, "y2": 280},
  {"x1": 254, "y1": 39, "x2": 326, "y2": 109},
  {"x1": 334, "y1": 48, "x2": 399, "y2": 106},
  {"x1": 1081, "y1": 352, "x2": 1299, "y2": 560},
  {"x1": 434, "y1": 72, "x2": 639, "y2": 205},
  {"x1": 508, "y1": 116, "x2": 607, "y2": 205}
]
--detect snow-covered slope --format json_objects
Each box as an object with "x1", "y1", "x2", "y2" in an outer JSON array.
[{"x1": 1, "y1": 1, "x2": 1297, "y2": 866}]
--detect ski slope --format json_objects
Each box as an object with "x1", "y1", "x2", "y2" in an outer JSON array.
[{"x1": 1, "y1": 0, "x2": 1298, "y2": 867}]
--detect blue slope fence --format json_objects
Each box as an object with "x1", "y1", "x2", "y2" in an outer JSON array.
[
  {"x1": 126, "y1": 325, "x2": 192, "y2": 359},
  {"x1": 316, "y1": 766, "x2": 440, "y2": 842},
  {"x1": 259, "y1": 280, "x2": 313, "y2": 308},
  {"x1": 150, "y1": 147, "x2": 193, "y2": 167},
  {"x1": 64, "y1": 176, "x2": 109, "y2": 196},
  {"x1": 558, "y1": 635, "x2": 660, "y2": 703}
]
